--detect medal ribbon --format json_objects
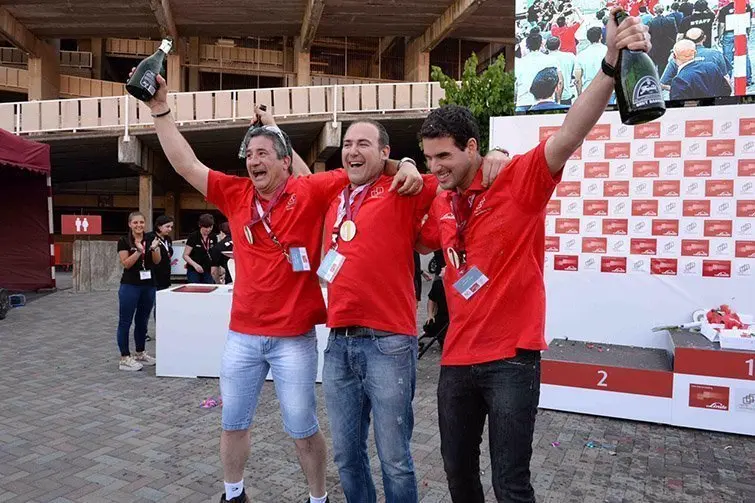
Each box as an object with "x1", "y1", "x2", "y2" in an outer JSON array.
[
  {"x1": 449, "y1": 191, "x2": 478, "y2": 271},
  {"x1": 330, "y1": 183, "x2": 373, "y2": 249},
  {"x1": 246, "y1": 179, "x2": 291, "y2": 260}
]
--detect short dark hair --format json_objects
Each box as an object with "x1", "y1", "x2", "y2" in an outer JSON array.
[
  {"x1": 346, "y1": 119, "x2": 390, "y2": 148},
  {"x1": 219, "y1": 221, "x2": 231, "y2": 237},
  {"x1": 639, "y1": 5, "x2": 648, "y2": 12},
  {"x1": 693, "y1": 0, "x2": 708, "y2": 11},
  {"x1": 587, "y1": 26, "x2": 603, "y2": 43},
  {"x1": 596, "y1": 9, "x2": 606, "y2": 19},
  {"x1": 671, "y1": 2, "x2": 680, "y2": 9},
  {"x1": 247, "y1": 127, "x2": 292, "y2": 160},
  {"x1": 526, "y1": 32, "x2": 542, "y2": 52},
  {"x1": 198, "y1": 213, "x2": 214, "y2": 228},
  {"x1": 419, "y1": 105, "x2": 480, "y2": 152},
  {"x1": 557, "y1": 15, "x2": 566, "y2": 26},
  {"x1": 154, "y1": 214, "x2": 174, "y2": 229},
  {"x1": 546, "y1": 36, "x2": 561, "y2": 51},
  {"x1": 530, "y1": 67, "x2": 560, "y2": 99}
]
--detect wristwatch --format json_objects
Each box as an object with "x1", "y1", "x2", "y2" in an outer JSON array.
[
  {"x1": 398, "y1": 157, "x2": 417, "y2": 169},
  {"x1": 601, "y1": 58, "x2": 617, "y2": 78}
]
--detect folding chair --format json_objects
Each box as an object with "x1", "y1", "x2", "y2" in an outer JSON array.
[{"x1": 418, "y1": 320, "x2": 448, "y2": 359}]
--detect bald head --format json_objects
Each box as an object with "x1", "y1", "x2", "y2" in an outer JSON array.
[
  {"x1": 685, "y1": 27, "x2": 705, "y2": 44},
  {"x1": 674, "y1": 39, "x2": 696, "y2": 64},
  {"x1": 654, "y1": 4, "x2": 664, "y2": 14}
]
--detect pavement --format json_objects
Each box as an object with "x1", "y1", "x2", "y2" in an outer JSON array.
[{"x1": 0, "y1": 273, "x2": 753, "y2": 503}]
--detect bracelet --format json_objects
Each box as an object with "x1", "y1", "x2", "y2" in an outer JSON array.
[
  {"x1": 398, "y1": 157, "x2": 416, "y2": 168},
  {"x1": 151, "y1": 108, "x2": 171, "y2": 118},
  {"x1": 601, "y1": 58, "x2": 616, "y2": 78}
]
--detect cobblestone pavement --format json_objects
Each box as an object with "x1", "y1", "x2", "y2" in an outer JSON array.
[{"x1": 0, "y1": 278, "x2": 753, "y2": 503}]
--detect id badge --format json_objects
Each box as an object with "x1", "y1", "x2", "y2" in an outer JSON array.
[
  {"x1": 452, "y1": 266, "x2": 488, "y2": 300},
  {"x1": 289, "y1": 247, "x2": 311, "y2": 272},
  {"x1": 317, "y1": 249, "x2": 346, "y2": 283},
  {"x1": 140, "y1": 270, "x2": 152, "y2": 280}
]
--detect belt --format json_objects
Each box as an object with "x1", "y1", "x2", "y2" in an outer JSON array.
[{"x1": 332, "y1": 326, "x2": 384, "y2": 338}]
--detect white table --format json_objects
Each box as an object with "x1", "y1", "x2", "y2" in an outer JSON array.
[{"x1": 155, "y1": 284, "x2": 329, "y2": 382}]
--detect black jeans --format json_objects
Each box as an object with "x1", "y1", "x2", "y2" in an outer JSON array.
[{"x1": 438, "y1": 350, "x2": 541, "y2": 503}]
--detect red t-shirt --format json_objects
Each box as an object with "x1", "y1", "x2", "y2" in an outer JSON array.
[
  {"x1": 550, "y1": 23, "x2": 581, "y2": 54},
  {"x1": 323, "y1": 174, "x2": 438, "y2": 335},
  {"x1": 207, "y1": 169, "x2": 349, "y2": 336},
  {"x1": 418, "y1": 141, "x2": 560, "y2": 365}
]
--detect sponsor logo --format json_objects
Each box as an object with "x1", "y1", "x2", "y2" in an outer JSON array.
[
  {"x1": 653, "y1": 180, "x2": 681, "y2": 197},
  {"x1": 616, "y1": 124, "x2": 630, "y2": 137},
  {"x1": 440, "y1": 212, "x2": 455, "y2": 221},
  {"x1": 546, "y1": 200, "x2": 561, "y2": 215},
  {"x1": 556, "y1": 182, "x2": 581, "y2": 197},
  {"x1": 741, "y1": 181, "x2": 755, "y2": 196},
  {"x1": 587, "y1": 124, "x2": 611, "y2": 141},
  {"x1": 633, "y1": 181, "x2": 650, "y2": 195},
  {"x1": 614, "y1": 163, "x2": 629, "y2": 177},
  {"x1": 738, "y1": 263, "x2": 752, "y2": 276},
  {"x1": 652, "y1": 219, "x2": 679, "y2": 236},
  {"x1": 631, "y1": 258, "x2": 648, "y2": 272},
  {"x1": 583, "y1": 256, "x2": 598, "y2": 270},
  {"x1": 735, "y1": 241, "x2": 755, "y2": 258},
  {"x1": 633, "y1": 161, "x2": 660, "y2": 178},
  {"x1": 684, "y1": 160, "x2": 712, "y2": 177},
  {"x1": 369, "y1": 186, "x2": 384, "y2": 199},
  {"x1": 566, "y1": 201, "x2": 580, "y2": 214},
  {"x1": 611, "y1": 238, "x2": 627, "y2": 253},
  {"x1": 632, "y1": 76, "x2": 663, "y2": 108},
  {"x1": 743, "y1": 140, "x2": 755, "y2": 154},
  {"x1": 567, "y1": 164, "x2": 581, "y2": 177},
  {"x1": 285, "y1": 194, "x2": 297, "y2": 210},
  {"x1": 539, "y1": 126, "x2": 560, "y2": 141},
  {"x1": 601, "y1": 256, "x2": 627, "y2": 273},
  {"x1": 584, "y1": 162, "x2": 610, "y2": 178},
  {"x1": 705, "y1": 180, "x2": 734, "y2": 197},
  {"x1": 739, "y1": 118, "x2": 755, "y2": 136},
  {"x1": 603, "y1": 219, "x2": 629, "y2": 235},
  {"x1": 703, "y1": 260, "x2": 732, "y2": 277},
  {"x1": 605, "y1": 143, "x2": 631, "y2": 159},
  {"x1": 584, "y1": 219, "x2": 600, "y2": 233},
  {"x1": 704, "y1": 220, "x2": 733, "y2": 237},
  {"x1": 681, "y1": 239, "x2": 709, "y2": 257},
  {"x1": 665, "y1": 123, "x2": 681, "y2": 136},
  {"x1": 545, "y1": 236, "x2": 560, "y2": 252},
  {"x1": 632, "y1": 200, "x2": 659, "y2": 216},
  {"x1": 651, "y1": 258, "x2": 678, "y2": 275},
  {"x1": 734, "y1": 389, "x2": 755, "y2": 413},
  {"x1": 685, "y1": 120, "x2": 714, "y2": 137},
  {"x1": 631, "y1": 238, "x2": 658, "y2": 255},
  {"x1": 739, "y1": 159, "x2": 755, "y2": 176},
  {"x1": 584, "y1": 200, "x2": 609, "y2": 216},
  {"x1": 570, "y1": 146, "x2": 582, "y2": 160},
  {"x1": 555, "y1": 218, "x2": 580, "y2": 234},
  {"x1": 686, "y1": 141, "x2": 703, "y2": 155},
  {"x1": 654, "y1": 141, "x2": 682, "y2": 158},
  {"x1": 554, "y1": 255, "x2": 579, "y2": 271},
  {"x1": 717, "y1": 161, "x2": 733, "y2": 176},
  {"x1": 585, "y1": 182, "x2": 600, "y2": 195},
  {"x1": 564, "y1": 238, "x2": 578, "y2": 252},
  {"x1": 716, "y1": 202, "x2": 732, "y2": 217},
  {"x1": 665, "y1": 162, "x2": 680, "y2": 176},
  {"x1": 662, "y1": 240, "x2": 677, "y2": 254},
  {"x1": 739, "y1": 222, "x2": 753, "y2": 236},
  {"x1": 633, "y1": 220, "x2": 648, "y2": 233},
  {"x1": 612, "y1": 201, "x2": 627, "y2": 215},
  {"x1": 582, "y1": 237, "x2": 607, "y2": 253},
  {"x1": 634, "y1": 122, "x2": 661, "y2": 139},
  {"x1": 683, "y1": 200, "x2": 711, "y2": 217},
  {"x1": 662, "y1": 201, "x2": 679, "y2": 215},
  {"x1": 587, "y1": 145, "x2": 601, "y2": 158},
  {"x1": 681, "y1": 259, "x2": 699, "y2": 275},
  {"x1": 714, "y1": 241, "x2": 731, "y2": 256},
  {"x1": 636, "y1": 143, "x2": 651, "y2": 156},
  {"x1": 689, "y1": 384, "x2": 729, "y2": 410},
  {"x1": 707, "y1": 139, "x2": 736, "y2": 157},
  {"x1": 684, "y1": 180, "x2": 702, "y2": 196},
  {"x1": 604, "y1": 181, "x2": 630, "y2": 197},
  {"x1": 719, "y1": 120, "x2": 733, "y2": 135}
]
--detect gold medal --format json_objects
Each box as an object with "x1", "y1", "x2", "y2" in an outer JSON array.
[
  {"x1": 447, "y1": 247, "x2": 460, "y2": 269},
  {"x1": 340, "y1": 220, "x2": 357, "y2": 242},
  {"x1": 244, "y1": 225, "x2": 254, "y2": 245}
]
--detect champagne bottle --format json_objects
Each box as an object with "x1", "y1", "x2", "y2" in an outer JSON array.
[
  {"x1": 613, "y1": 11, "x2": 665, "y2": 125},
  {"x1": 238, "y1": 104, "x2": 267, "y2": 159},
  {"x1": 126, "y1": 38, "x2": 173, "y2": 102}
]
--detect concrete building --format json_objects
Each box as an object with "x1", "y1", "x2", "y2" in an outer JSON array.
[{"x1": 0, "y1": 0, "x2": 513, "y2": 246}]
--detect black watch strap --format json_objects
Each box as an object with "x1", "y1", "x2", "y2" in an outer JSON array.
[{"x1": 601, "y1": 58, "x2": 616, "y2": 78}]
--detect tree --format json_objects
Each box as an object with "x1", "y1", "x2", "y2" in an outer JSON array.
[{"x1": 430, "y1": 53, "x2": 516, "y2": 154}]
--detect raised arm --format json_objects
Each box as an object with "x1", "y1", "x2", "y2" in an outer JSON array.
[{"x1": 252, "y1": 104, "x2": 312, "y2": 177}]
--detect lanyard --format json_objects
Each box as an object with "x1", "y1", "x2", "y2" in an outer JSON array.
[
  {"x1": 449, "y1": 192, "x2": 478, "y2": 271},
  {"x1": 155, "y1": 235, "x2": 171, "y2": 253},
  {"x1": 329, "y1": 183, "x2": 373, "y2": 249},
  {"x1": 254, "y1": 197, "x2": 290, "y2": 260}
]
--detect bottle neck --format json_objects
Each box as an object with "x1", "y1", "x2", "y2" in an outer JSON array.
[{"x1": 158, "y1": 39, "x2": 172, "y2": 54}]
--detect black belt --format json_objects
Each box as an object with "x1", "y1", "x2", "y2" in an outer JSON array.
[{"x1": 332, "y1": 326, "x2": 386, "y2": 338}]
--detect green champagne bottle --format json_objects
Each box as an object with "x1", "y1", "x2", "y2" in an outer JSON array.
[
  {"x1": 613, "y1": 11, "x2": 665, "y2": 125},
  {"x1": 126, "y1": 38, "x2": 172, "y2": 102}
]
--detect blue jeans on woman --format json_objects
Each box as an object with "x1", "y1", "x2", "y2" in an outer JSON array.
[
  {"x1": 187, "y1": 269, "x2": 214, "y2": 284},
  {"x1": 117, "y1": 283, "x2": 156, "y2": 357},
  {"x1": 323, "y1": 328, "x2": 418, "y2": 503}
]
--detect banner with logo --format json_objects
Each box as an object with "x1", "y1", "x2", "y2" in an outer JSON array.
[{"x1": 491, "y1": 104, "x2": 755, "y2": 348}]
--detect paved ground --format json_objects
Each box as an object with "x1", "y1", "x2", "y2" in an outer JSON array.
[{"x1": 0, "y1": 275, "x2": 753, "y2": 503}]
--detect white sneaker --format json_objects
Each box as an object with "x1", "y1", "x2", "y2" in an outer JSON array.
[
  {"x1": 119, "y1": 356, "x2": 143, "y2": 371},
  {"x1": 134, "y1": 352, "x2": 156, "y2": 366}
]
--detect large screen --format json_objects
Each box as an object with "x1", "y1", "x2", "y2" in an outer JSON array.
[{"x1": 514, "y1": 0, "x2": 753, "y2": 111}]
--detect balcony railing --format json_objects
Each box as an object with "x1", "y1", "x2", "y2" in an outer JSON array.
[
  {"x1": 0, "y1": 47, "x2": 92, "y2": 68},
  {"x1": 105, "y1": 38, "x2": 160, "y2": 58},
  {"x1": 0, "y1": 81, "x2": 445, "y2": 136}
]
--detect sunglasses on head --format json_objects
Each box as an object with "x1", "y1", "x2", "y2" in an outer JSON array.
[{"x1": 238, "y1": 125, "x2": 292, "y2": 159}]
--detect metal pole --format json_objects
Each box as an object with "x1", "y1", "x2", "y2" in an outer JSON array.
[
  {"x1": 123, "y1": 94, "x2": 130, "y2": 141},
  {"x1": 332, "y1": 84, "x2": 338, "y2": 125}
]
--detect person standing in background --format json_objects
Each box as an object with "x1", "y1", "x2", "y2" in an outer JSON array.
[
  {"x1": 648, "y1": 3, "x2": 679, "y2": 75},
  {"x1": 212, "y1": 222, "x2": 234, "y2": 284},
  {"x1": 145, "y1": 214, "x2": 174, "y2": 339},
  {"x1": 184, "y1": 213, "x2": 217, "y2": 284}
]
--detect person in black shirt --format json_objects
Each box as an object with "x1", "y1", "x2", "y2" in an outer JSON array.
[
  {"x1": 211, "y1": 221, "x2": 234, "y2": 284},
  {"x1": 116, "y1": 211, "x2": 160, "y2": 371},
  {"x1": 678, "y1": 0, "x2": 716, "y2": 48},
  {"x1": 183, "y1": 213, "x2": 217, "y2": 284},
  {"x1": 147, "y1": 215, "x2": 175, "y2": 291}
]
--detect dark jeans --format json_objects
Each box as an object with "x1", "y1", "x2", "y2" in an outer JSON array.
[
  {"x1": 438, "y1": 350, "x2": 541, "y2": 503},
  {"x1": 117, "y1": 283, "x2": 156, "y2": 357},
  {"x1": 187, "y1": 269, "x2": 214, "y2": 284}
]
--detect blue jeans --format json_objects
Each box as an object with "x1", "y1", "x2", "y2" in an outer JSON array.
[
  {"x1": 220, "y1": 330, "x2": 319, "y2": 437},
  {"x1": 117, "y1": 283, "x2": 156, "y2": 357},
  {"x1": 438, "y1": 350, "x2": 541, "y2": 503},
  {"x1": 323, "y1": 328, "x2": 418, "y2": 503},
  {"x1": 722, "y1": 32, "x2": 752, "y2": 82},
  {"x1": 187, "y1": 269, "x2": 214, "y2": 284}
]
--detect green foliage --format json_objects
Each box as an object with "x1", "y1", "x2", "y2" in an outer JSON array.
[{"x1": 430, "y1": 53, "x2": 516, "y2": 153}]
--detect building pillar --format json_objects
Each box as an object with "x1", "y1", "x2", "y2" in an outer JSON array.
[
  {"x1": 28, "y1": 42, "x2": 59, "y2": 100},
  {"x1": 404, "y1": 42, "x2": 430, "y2": 82},
  {"x1": 90, "y1": 38, "x2": 104, "y2": 79},
  {"x1": 139, "y1": 174, "x2": 153, "y2": 232},
  {"x1": 294, "y1": 37, "x2": 311, "y2": 87},
  {"x1": 188, "y1": 37, "x2": 200, "y2": 91},
  {"x1": 167, "y1": 53, "x2": 183, "y2": 92}
]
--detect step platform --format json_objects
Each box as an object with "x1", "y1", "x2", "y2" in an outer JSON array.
[{"x1": 541, "y1": 339, "x2": 674, "y2": 424}]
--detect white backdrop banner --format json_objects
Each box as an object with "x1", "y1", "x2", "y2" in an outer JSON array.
[{"x1": 491, "y1": 105, "x2": 755, "y2": 349}]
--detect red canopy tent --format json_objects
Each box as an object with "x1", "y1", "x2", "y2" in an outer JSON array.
[{"x1": 0, "y1": 128, "x2": 55, "y2": 291}]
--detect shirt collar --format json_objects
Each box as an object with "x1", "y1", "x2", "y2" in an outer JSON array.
[{"x1": 448, "y1": 163, "x2": 485, "y2": 202}]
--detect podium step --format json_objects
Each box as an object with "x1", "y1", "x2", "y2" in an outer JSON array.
[{"x1": 669, "y1": 329, "x2": 755, "y2": 381}]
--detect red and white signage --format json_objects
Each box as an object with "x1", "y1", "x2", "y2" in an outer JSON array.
[{"x1": 61, "y1": 215, "x2": 102, "y2": 235}]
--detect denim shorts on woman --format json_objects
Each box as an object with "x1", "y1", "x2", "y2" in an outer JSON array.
[{"x1": 219, "y1": 329, "x2": 319, "y2": 439}]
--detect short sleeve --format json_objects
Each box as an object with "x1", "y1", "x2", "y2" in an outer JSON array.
[
  {"x1": 207, "y1": 170, "x2": 251, "y2": 218},
  {"x1": 417, "y1": 200, "x2": 442, "y2": 251},
  {"x1": 185, "y1": 231, "x2": 199, "y2": 247},
  {"x1": 305, "y1": 169, "x2": 350, "y2": 208},
  {"x1": 415, "y1": 174, "x2": 440, "y2": 216},
  {"x1": 117, "y1": 236, "x2": 130, "y2": 252},
  {"x1": 498, "y1": 139, "x2": 561, "y2": 214}
]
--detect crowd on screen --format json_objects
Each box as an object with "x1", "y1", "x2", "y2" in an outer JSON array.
[{"x1": 516, "y1": 0, "x2": 753, "y2": 109}]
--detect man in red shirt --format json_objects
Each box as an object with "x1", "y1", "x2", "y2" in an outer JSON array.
[
  {"x1": 417, "y1": 10, "x2": 652, "y2": 502},
  {"x1": 550, "y1": 13, "x2": 582, "y2": 54},
  {"x1": 140, "y1": 74, "x2": 423, "y2": 503}
]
